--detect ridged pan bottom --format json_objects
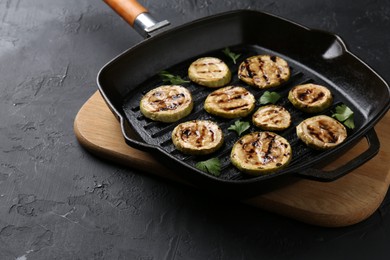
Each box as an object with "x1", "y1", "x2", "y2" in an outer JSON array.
[{"x1": 123, "y1": 44, "x2": 357, "y2": 181}]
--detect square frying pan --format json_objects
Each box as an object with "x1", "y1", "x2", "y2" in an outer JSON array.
[{"x1": 97, "y1": 0, "x2": 390, "y2": 196}]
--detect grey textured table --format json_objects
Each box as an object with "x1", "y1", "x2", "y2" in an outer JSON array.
[{"x1": 1, "y1": 0, "x2": 390, "y2": 259}]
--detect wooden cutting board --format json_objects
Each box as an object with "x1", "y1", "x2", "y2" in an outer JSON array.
[{"x1": 74, "y1": 91, "x2": 390, "y2": 227}]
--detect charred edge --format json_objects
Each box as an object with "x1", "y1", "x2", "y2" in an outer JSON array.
[
  {"x1": 260, "y1": 108, "x2": 284, "y2": 123},
  {"x1": 195, "y1": 124, "x2": 209, "y2": 147},
  {"x1": 264, "y1": 133, "x2": 276, "y2": 160},
  {"x1": 297, "y1": 89, "x2": 312, "y2": 101},
  {"x1": 307, "y1": 122, "x2": 338, "y2": 143},
  {"x1": 178, "y1": 122, "x2": 217, "y2": 148},
  {"x1": 197, "y1": 69, "x2": 222, "y2": 74},
  {"x1": 297, "y1": 89, "x2": 325, "y2": 103},
  {"x1": 211, "y1": 88, "x2": 247, "y2": 98},
  {"x1": 222, "y1": 104, "x2": 250, "y2": 111},
  {"x1": 150, "y1": 100, "x2": 181, "y2": 112},
  {"x1": 150, "y1": 92, "x2": 186, "y2": 111},
  {"x1": 275, "y1": 65, "x2": 283, "y2": 79},
  {"x1": 311, "y1": 92, "x2": 325, "y2": 103},
  {"x1": 319, "y1": 121, "x2": 338, "y2": 143},
  {"x1": 194, "y1": 60, "x2": 223, "y2": 67},
  {"x1": 257, "y1": 57, "x2": 270, "y2": 85},
  {"x1": 244, "y1": 60, "x2": 254, "y2": 78}
]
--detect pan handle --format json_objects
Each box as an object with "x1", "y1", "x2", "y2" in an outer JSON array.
[
  {"x1": 104, "y1": 0, "x2": 170, "y2": 38},
  {"x1": 295, "y1": 128, "x2": 380, "y2": 181}
]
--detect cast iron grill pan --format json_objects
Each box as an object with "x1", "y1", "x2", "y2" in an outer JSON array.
[
  {"x1": 98, "y1": 10, "x2": 389, "y2": 194},
  {"x1": 123, "y1": 44, "x2": 365, "y2": 182}
]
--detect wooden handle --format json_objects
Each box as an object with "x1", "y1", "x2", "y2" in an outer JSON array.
[{"x1": 104, "y1": 0, "x2": 148, "y2": 26}]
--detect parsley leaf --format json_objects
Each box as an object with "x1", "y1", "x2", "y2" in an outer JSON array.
[
  {"x1": 344, "y1": 117, "x2": 355, "y2": 129},
  {"x1": 228, "y1": 120, "x2": 250, "y2": 136},
  {"x1": 159, "y1": 71, "x2": 190, "y2": 85},
  {"x1": 332, "y1": 104, "x2": 355, "y2": 129},
  {"x1": 222, "y1": 47, "x2": 241, "y2": 64},
  {"x1": 259, "y1": 91, "x2": 281, "y2": 105},
  {"x1": 195, "y1": 158, "x2": 221, "y2": 176}
]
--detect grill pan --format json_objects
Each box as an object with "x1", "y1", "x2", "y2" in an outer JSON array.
[{"x1": 98, "y1": 1, "x2": 390, "y2": 195}]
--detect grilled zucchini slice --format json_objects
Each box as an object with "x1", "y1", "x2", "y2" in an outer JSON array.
[
  {"x1": 296, "y1": 115, "x2": 347, "y2": 150},
  {"x1": 188, "y1": 57, "x2": 231, "y2": 88},
  {"x1": 140, "y1": 85, "x2": 193, "y2": 123},
  {"x1": 172, "y1": 120, "x2": 224, "y2": 155},
  {"x1": 238, "y1": 55, "x2": 290, "y2": 89},
  {"x1": 204, "y1": 86, "x2": 256, "y2": 118},
  {"x1": 288, "y1": 84, "x2": 333, "y2": 113},
  {"x1": 230, "y1": 131, "x2": 292, "y2": 175},
  {"x1": 252, "y1": 105, "x2": 291, "y2": 131}
]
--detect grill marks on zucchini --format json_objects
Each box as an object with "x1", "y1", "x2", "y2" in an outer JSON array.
[
  {"x1": 288, "y1": 84, "x2": 333, "y2": 113},
  {"x1": 188, "y1": 57, "x2": 231, "y2": 88},
  {"x1": 138, "y1": 50, "x2": 351, "y2": 177},
  {"x1": 150, "y1": 92, "x2": 184, "y2": 111},
  {"x1": 296, "y1": 115, "x2": 347, "y2": 150},
  {"x1": 252, "y1": 105, "x2": 291, "y2": 131},
  {"x1": 231, "y1": 132, "x2": 292, "y2": 175},
  {"x1": 204, "y1": 86, "x2": 255, "y2": 118},
  {"x1": 238, "y1": 55, "x2": 290, "y2": 89},
  {"x1": 140, "y1": 85, "x2": 193, "y2": 122},
  {"x1": 172, "y1": 120, "x2": 224, "y2": 155}
]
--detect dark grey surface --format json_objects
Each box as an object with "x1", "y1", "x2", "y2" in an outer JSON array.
[{"x1": 1, "y1": 0, "x2": 390, "y2": 259}]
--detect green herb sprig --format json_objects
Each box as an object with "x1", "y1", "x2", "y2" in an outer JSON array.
[
  {"x1": 195, "y1": 158, "x2": 221, "y2": 176},
  {"x1": 222, "y1": 47, "x2": 241, "y2": 64},
  {"x1": 332, "y1": 104, "x2": 355, "y2": 129},
  {"x1": 159, "y1": 71, "x2": 190, "y2": 85},
  {"x1": 228, "y1": 120, "x2": 250, "y2": 136},
  {"x1": 259, "y1": 91, "x2": 281, "y2": 105}
]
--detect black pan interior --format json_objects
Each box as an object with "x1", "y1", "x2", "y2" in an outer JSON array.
[{"x1": 97, "y1": 10, "x2": 390, "y2": 189}]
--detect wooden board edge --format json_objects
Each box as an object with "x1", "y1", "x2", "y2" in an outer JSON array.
[{"x1": 244, "y1": 183, "x2": 388, "y2": 227}]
